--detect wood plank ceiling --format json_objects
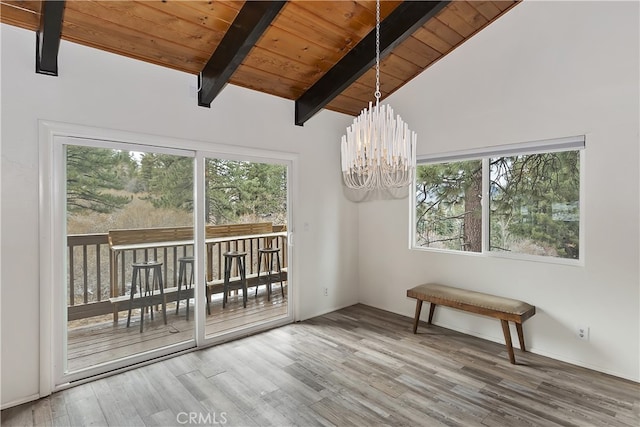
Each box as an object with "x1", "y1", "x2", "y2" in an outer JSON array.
[{"x1": 1, "y1": 0, "x2": 519, "y2": 124}]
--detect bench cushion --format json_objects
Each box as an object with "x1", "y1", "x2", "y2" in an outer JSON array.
[{"x1": 407, "y1": 283, "x2": 533, "y2": 316}]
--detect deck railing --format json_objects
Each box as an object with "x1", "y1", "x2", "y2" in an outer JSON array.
[
  {"x1": 67, "y1": 224, "x2": 287, "y2": 321},
  {"x1": 67, "y1": 233, "x2": 110, "y2": 305}
]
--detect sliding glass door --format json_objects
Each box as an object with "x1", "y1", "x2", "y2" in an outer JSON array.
[
  {"x1": 45, "y1": 128, "x2": 294, "y2": 387},
  {"x1": 201, "y1": 156, "x2": 290, "y2": 338},
  {"x1": 60, "y1": 138, "x2": 196, "y2": 382}
]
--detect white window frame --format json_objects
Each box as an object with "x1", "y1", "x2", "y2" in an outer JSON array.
[{"x1": 410, "y1": 135, "x2": 585, "y2": 266}]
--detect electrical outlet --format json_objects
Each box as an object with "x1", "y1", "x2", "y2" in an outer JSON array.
[
  {"x1": 577, "y1": 325, "x2": 590, "y2": 341},
  {"x1": 323, "y1": 287, "x2": 328, "y2": 297}
]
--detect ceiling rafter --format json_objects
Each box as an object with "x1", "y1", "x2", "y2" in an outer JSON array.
[
  {"x1": 36, "y1": 0, "x2": 66, "y2": 76},
  {"x1": 1, "y1": 0, "x2": 519, "y2": 116},
  {"x1": 198, "y1": 0, "x2": 286, "y2": 108},
  {"x1": 294, "y1": 1, "x2": 450, "y2": 126}
]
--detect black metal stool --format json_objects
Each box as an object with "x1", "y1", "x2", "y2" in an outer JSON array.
[
  {"x1": 175, "y1": 256, "x2": 194, "y2": 320},
  {"x1": 222, "y1": 251, "x2": 247, "y2": 308},
  {"x1": 256, "y1": 247, "x2": 285, "y2": 301},
  {"x1": 127, "y1": 261, "x2": 166, "y2": 332}
]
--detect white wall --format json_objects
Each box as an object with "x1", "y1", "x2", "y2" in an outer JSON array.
[
  {"x1": 359, "y1": 0, "x2": 640, "y2": 381},
  {"x1": 2, "y1": 0, "x2": 639, "y2": 410},
  {"x1": 0, "y1": 24, "x2": 358, "y2": 407}
]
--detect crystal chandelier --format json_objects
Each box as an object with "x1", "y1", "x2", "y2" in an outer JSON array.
[{"x1": 340, "y1": 0, "x2": 417, "y2": 190}]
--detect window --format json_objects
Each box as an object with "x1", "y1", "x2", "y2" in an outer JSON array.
[
  {"x1": 413, "y1": 136, "x2": 584, "y2": 261},
  {"x1": 415, "y1": 159, "x2": 483, "y2": 252}
]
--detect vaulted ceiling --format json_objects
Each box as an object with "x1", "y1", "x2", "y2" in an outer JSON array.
[{"x1": 1, "y1": 1, "x2": 519, "y2": 125}]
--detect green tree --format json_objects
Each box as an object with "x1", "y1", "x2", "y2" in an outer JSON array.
[
  {"x1": 66, "y1": 146, "x2": 133, "y2": 213},
  {"x1": 236, "y1": 162, "x2": 287, "y2": 221},
  {"x1": 141, "y1": 156, "x2": 287, "y2": 225},
  {"x1": 205, "y1": 159, "x2": 241, "y2": 224},
  {"x1": 490, "y1": 151, "x2": 580, "y2": 258},
  {"x1": 205, "y1": 160, "x2": 287, "y2": 224},
  {"x1": 139, "y1": 154, "x2": 194, "y2": 211},
  {"x1": 416, "y1": 160, "x2": 482, "y2": 251}
]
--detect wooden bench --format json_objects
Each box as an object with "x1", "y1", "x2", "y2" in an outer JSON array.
[{"x1": 407, "y1": 283, "x2": 536, "y2": 364}]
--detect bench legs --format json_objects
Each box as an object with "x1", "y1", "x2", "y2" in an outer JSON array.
[
  {"x1": 412, "y1": 300, "x2": 422, "y2": 333},
  {"x1": 501, "y1": 320, "x2": 516, "y2": 364},
  {"x1": 516, "y1": 322, "x2": 526, "y2": 352},
  {"x1": 428, "y1": 303, "x2": 436, "y2": 324},
  {"x1": 501, "y1": 320, "x2": 529, "y2": 364},
  {"x1": 412, "y1": 300, "x2": 437, "y2": 333}
]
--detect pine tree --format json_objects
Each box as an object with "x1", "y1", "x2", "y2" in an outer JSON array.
[
  {"x1": 140, "y1": 156, "x2": 287, "y2": 225},
  {"x1": 139, "y1": 154, "x2": 194, "y2": 211},
  {"x1": 66, "y1": 146, "x2": 133, "y2": 214},
  {"x1": 416, "y1": 160, "x2": 483, "y2": 251}
]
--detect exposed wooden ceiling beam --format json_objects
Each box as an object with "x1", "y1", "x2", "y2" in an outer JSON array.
[
  {"x1": 294, "y1": 1, "x2": 450, "y2": 126},
  {"x1": 36, "y1": 0, "x2": 66, "y2": 76},
  {"x1": 198, "y1": 1, "x2": 286, "y2": 108}
]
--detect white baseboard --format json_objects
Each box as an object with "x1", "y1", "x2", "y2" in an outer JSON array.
[{"x1": 1, "y1": 393, "x2": 41, "y2": 411}]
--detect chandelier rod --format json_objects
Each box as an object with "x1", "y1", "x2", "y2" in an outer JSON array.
[{"x1": 375, "y1": 0, "x2": 381, "y2": 107}]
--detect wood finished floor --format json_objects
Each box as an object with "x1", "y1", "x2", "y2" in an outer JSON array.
[
  {"x1": 2, "y1": 304, "x2": 638, "y2": 426},
  {"x1": 68, "y1": 285, "x2": 288, "y2": 371}
]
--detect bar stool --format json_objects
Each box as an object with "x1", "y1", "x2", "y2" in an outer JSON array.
[
  {"x1": 222, "y1": 251, "x2": 247, "y2": 308},
  {"x1": 256, "y1": 247, "x2": 285, "y2": 301},
  {"x1": 127, "y1": 261, "x2": 166, "y2": 333},
  {"x1": 175, "y1": 256, "x2": 194, "y2": 320}
]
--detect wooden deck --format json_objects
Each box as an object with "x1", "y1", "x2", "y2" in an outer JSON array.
[{"x1": 67, "y1": 285, "x2": 288, "y2": 372}]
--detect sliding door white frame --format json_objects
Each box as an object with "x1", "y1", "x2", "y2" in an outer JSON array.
[
  {"x1": 39, "y1": 121, "x2": 297, "y2": 396},
  {"x1": 195, "y1": 150, "x2": 295, "y2": 345}
]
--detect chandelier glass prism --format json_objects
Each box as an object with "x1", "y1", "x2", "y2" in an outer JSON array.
[{"x1": 340, "y1": 0, "x2": 417, "y2": 190}]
